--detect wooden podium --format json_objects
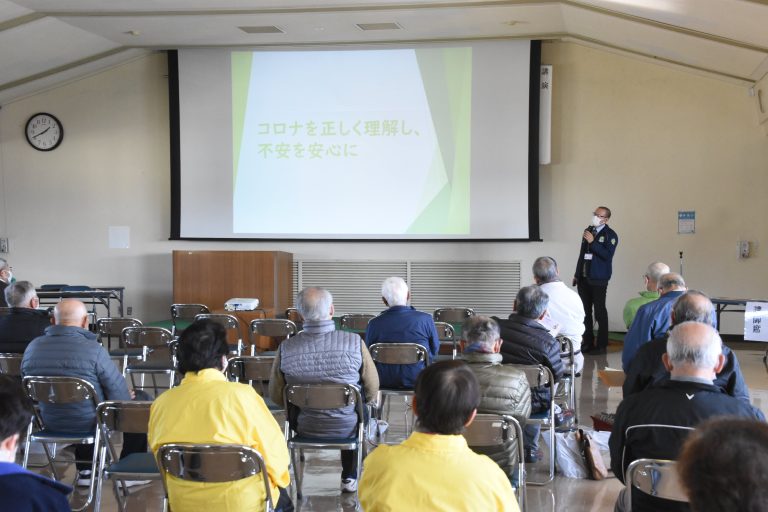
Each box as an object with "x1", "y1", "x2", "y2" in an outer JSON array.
[{"x1": 172, "y1": 250, "x2": 293, "y2": 318}]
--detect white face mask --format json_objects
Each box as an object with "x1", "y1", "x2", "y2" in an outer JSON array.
[{"x1": 591, "y1": 215, "x2": 602, "y2": 227}]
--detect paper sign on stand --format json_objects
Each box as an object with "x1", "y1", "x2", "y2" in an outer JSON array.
[{"x1": 744, "y1": 302, "x2": 768, "y2": 342}]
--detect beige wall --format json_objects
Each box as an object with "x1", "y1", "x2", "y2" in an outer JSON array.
[{"x1": 0, "y1": 43, "x2": 766, "y2": 333}]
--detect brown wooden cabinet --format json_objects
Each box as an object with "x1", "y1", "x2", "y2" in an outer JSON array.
[{"x1": 173, "y1": 251, "x2": 293, "y2": 315}]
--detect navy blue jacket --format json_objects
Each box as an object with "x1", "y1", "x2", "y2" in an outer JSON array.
[
  {"x1": 0, "y1": 461, "x2": 71, "y2": 511},
  {"x1": 365, "y1": 306, "x2": 440, "y2": 389},
  {"x1": 574, "y1": 224, "x2": 618, "y2": 285},
  {"x1": 0, "y1": 308, "x2": 51, "y2": 353}
]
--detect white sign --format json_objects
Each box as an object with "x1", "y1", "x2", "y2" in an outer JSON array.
[
  {"x1": 744, "y1": 302, "x2": 768, "y2": 342},
  {"x1": 678, "y1": 211, "x2": 695, "y2": 234}
]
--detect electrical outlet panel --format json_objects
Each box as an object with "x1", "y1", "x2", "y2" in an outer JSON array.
[
  {"x1": 738, "y1": 240, "x2": 751, "y2": 259},
  {"x1": 0, "y1": 238, "x2": 8, "y2": 253}
]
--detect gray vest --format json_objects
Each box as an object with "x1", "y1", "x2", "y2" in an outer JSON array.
[{"x1": 280, "y1": 321, "x2": 363, "y2": 438}]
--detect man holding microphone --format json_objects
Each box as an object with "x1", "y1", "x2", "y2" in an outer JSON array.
[{"x1": 573, "y1": 206, "x2": 618, "y2": 355}]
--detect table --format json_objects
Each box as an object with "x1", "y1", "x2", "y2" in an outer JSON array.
[
  {"x1": 36, "y1": 286, "x2": 125, "y2": 319},
  {"x1": 711, "y1": 297, "x2": 767, "y2": 329}
]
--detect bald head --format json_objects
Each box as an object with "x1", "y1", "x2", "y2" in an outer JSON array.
[
  {"x1": 53, "y1": 299, "x2": 89, "y2": 327},
  {"x1": 664, "y1": 321, "x2": 724, "y2": 379},
  {"x1": 672, "y1": 291, "x2": 715, "y2": 328},
  {"x1": 659, "y1": 272, "x2": 686, "y2": 294}
]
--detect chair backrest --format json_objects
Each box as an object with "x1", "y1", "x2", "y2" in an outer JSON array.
[
  {"x1": 97, "y1": 400, "x2": 152, "y2": 434},
  {"x1": 156, "y1": 443, "x2": 272, "y2": 511},
  {"x1": 96, "y1": 317, "x2": 143, "y2": 338},
  {"x1": 622, "y1": 424, "x2": 696, "y2": 480},
  {"x1": 433, "y1": 307, "x2": 475, "y2": 324},
  {"x1": 0, "y1": 353, "x2": 23, "y2": 376},
  {"x1": 226, "y1": 356, "x2": 275, "y2": 395},
  {"x1": 625, "y1": 459, "x2": 688, "y2": 511},
  {"x1": 250, "y1": 319, "x2": 297, "y2": 339},
  {"x1": 284, "y1": 383, "x2": 364, "y2": 419},
  {"x1": 338, "y1": 314, "x2": 374, "y2": 332},
  {"x1": 195, "y1": 313, "x2": 241, "y2": 333},
  {"x1": 121, "y1": 326, "x2": 174, "y2": 350},
  {"x1": 515, "y1": 364, "x2": 554, "y2": 389},
  {"x1": 171, "y1": 303, "x2": 210, "y2": 321},
  {"x1": 369, "y1": 343, "x2": 429, "y2": 366},
  {"x1": 433, "y1": 321, "x2": 455, "y2": 342},
  {"x1": 23, "y1": 375, "x2": 99, "y2": 406},
  {"x1": 285, "y1": 307, "x2": 302, "y2": 325}
]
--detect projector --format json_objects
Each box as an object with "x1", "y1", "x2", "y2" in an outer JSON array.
[{"x1": 224, "y1": 298, "x2": 260, "y2": 311}]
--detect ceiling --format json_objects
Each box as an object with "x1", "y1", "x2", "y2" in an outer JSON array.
[{"x1": 2, "y1": 0, "x2": 768, "y2": 104}]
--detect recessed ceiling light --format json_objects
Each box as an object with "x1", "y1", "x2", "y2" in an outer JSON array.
[
  {"x1": 238, "y1": 25, "x2": 284, "y2": 34},
  {"x1": 356, "y1": 22, "x2": 402, "y2": 31}
]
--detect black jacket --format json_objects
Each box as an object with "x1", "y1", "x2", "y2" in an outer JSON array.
[
  {"x1": 494, "y1": 314, "x2": 564, "y2": 412},
  {"x1": 623, "y1": 336, "x2": 750, "y2": 405},
  {"x1": 610, "y1": 379, "x2": 765, "y2": 512},
  {"x1": 0, "y1": 308, "x2": 51, "y2": 353}
]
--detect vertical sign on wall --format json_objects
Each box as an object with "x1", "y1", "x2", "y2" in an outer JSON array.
[
  {"x1": 539, "y1": 65, "x2": 552, "y2": 165},
  {"x1": 677, "y1": 210, "x2": 695, "y2": 234},
  {"x1": 745, "y1": 302, "x2": 768, "y2": 342}
]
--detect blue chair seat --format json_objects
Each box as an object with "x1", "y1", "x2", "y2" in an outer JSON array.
[
  {"x1": 109, "y1": 348, "x2": 144, "y2": 357},
  {"x1": 289, "y1": 435, "x2": 359, "y2": 446},
  {"x1": 32, "y1": 429, "x2": 95, "y2": 443},
  {"x1": 104, "y1": 452, "x2": 159, "y2": 477},
  {"x1": 126, "y1": 360, "x2": 173, "y2": 371}
]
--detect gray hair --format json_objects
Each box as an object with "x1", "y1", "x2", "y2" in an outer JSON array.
[
  {"x1": 645, "y1": 261, "x2": 670, "y2": 285},
  {"x1": 461, "y1": 315, "x2": 500, "y2": 352},
  {"x1": 381, "y1": 277, "x2": 408, "y2": 307},
  {"x1": 532, "y1": 257, "x2": 558, "y2": 283},
  {"x1": 296, "y1": 287, "x2": 333, "y2": 322},
  {"x1": 660, "y1": 272, "x2": 686, "y2": 291},
  {"x1": 4, "y1": 281, "x2": 36, "y2": 308},
  {"x1": 667, "y1": 321, "x2": 722, "y2": 370},
  {"x1": 672, "y1": 291, "x2": 716, "y2": 328},
  {"x1": 515, "y1": 285, "x2": 549, "y2": 319}
]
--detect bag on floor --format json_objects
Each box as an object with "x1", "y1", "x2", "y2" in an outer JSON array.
[{"x1": 577, "y1": 428, "x2": 609, "y2": 480}]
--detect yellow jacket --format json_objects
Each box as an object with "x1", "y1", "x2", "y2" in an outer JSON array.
[
  {"x1": 149, "y1": 368, "x2": 290, "y2": 512},
  {"x1": 359, "y1": 431, "x2": 520, "y2": 512}
]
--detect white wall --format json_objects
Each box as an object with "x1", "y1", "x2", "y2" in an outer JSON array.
[{"x1": 1, "y1": 43, "x2": 767, "y2": 333}]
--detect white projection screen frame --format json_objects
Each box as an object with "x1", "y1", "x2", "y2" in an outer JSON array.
[{"x1": 170, "y1": 41, "x2": 541, "y2": 241}]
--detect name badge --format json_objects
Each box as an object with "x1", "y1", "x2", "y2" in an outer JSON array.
[{"x1": 584, "y1": 254, "x2": 593, "y2": 260}]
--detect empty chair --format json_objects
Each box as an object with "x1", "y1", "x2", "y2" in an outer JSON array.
[
  {"x1": 433, "y1": 307, "x2": 475, "y2": 328},
  {"x1": 338, "y1": 314, "x2": 374, "y2": 339},
  {"x1": 283, "y1": 383, "x2": 365, "y2": 498},
  {"x1": 94, "y1": 401, "x2": 158, "y2": 511},
  {"x1": 434, "y1": 321, "x2": 457, "y2": 360},
  {"x1": 194, "y1": 313, "x2": 244, "y2": 356},
  {"x1": 249, "y1": 319, "x2": 297, "y2": 355},
  {"x1": 170, "y1": 303, "x2": 210, "y2": 336},
  {"x1": 464, "y1": 414, "x2": 527, "y2": 512},
  {"x1": 157, "y1": 444, "x2": 274, "y2": 512},
  {"x1": 511, "y1": 364, "x2": 556, "y2": 485},
  {"x1": 95, "y1": 317, "x2": 144, "y2": 368},
  {"x1": 554, "y1": 336, "x2": 578, "y2": 426},
  {"x1": 22, "y1": 376, "x2": 102, "y2": 512},
  {"x1": 625, "y1": 459, "x2": 687, "y2": 512},
  {"x1": 226, "y1": 355, "x2": 283, "y2": 413},
  {"x1": 284, "y1": 307, "x2": 303, "y2": 330},
  {"x1": 368, "y1": 343, "x2": 429, "y2": 438},
  {"x1": 121, "y1": 326, "x2": 176, "y2": 396},
  {"x1": 0, "y1": 353, "x2": 23, "y2": 378}
]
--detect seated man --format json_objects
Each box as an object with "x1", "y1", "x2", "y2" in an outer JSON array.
[
  {"x1": 365, "y1": 276, "x2": 440, "y2": 389},
  {"x1": 623, "y1": 291, "x2": 749, "y2": 404},
  {"x1": 359, "y1": 360, "x2": 518, "y2": 512},
  {"x1": 0, "y1": 258, "x2": 12, "y2": 308},
  {"x1": 494, "y1": 286, "x2": 563, "y2": 462},
  {"x1": 0, "y1": 375, "x2": 70, "y2": 511},
  {"x1": 149, "y1": 320, "x2": 292, "y2": 512},
  {"x1": 609, "y1": 322, "x2": 765, "y2": 512},
  {"x1": 678, "y1": 418, "x2": 768, "y2": 512},
  {"x1": 622, "y1": 272, "x2": 688, "y2": 370},
  {"x1": 532, "y1": 256, "x2": 585, "y2": 374},
  {"x1": 21, "y1": 299, "x2": 147, "y2": 486},
  {"x1": 0, "y1": 281, "x2": 51, "y2": 353},
  {"x1": 460, "y1": 315, "x2": 531, "y2": 481},
  {"x1": 269, "y1": 287, "x2": 379, "y2": 493},
  {"x1": 622, "y1": 261, "x2": 670, "y2": 329}
]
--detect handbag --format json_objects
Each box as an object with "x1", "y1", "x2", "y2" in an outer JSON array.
[{"x1": 576, "y1": 428, "x2": 609, "y2": 480}]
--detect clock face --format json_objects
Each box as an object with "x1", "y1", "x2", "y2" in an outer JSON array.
[{"x1": 25, "y1": 113, "x2": 63, "y2": 151}]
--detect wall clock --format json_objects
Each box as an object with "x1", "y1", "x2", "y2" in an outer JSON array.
[{"x1": 25, "y1": 113, "x2": 63, "y2": 151}]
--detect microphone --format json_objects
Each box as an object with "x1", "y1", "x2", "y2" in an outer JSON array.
[{"x1": 585, "y1": 225, "x2": 596, "y2": 235}]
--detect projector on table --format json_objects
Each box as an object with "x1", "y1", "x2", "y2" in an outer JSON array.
[{"x1": 224, "y1": 298, "x2": 260, "y2": 311}]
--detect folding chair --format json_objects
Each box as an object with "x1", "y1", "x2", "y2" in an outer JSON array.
[
  {"x1": 368, "y1": 343, "x2": 429, "y2": 438},
  {"x1": 464, "y1": 414, "x2": 526, "y2": 512},
  {"x1": 338, "y1": 314, "x2": 374, "y2": 340},
  {"x1": 195, "y1": 313, "x2": 244, "y2": 356},
  {"x1": 285, "y1": 307, "x2": 303, "y2": 330},
  {"x1": 432, "y1": 307, "x2": 475, "y2": 325},
  {"x1": 625, "y1": 459, "x2": 688, "y2": 512},
  {"x1": 283, "y1": 383, "x2": 365, "y2": 498},
  {"x1": 122, "y1": 326, "x2": 176, "y2": 397},
  {"x1": 226, "y1": 356, "x2": 283, "y2": 414},
  {"x1": 156, "y1": 443, "x2": 274, "y2": 512},
  {"x1": 22, "y1": 376, "x2": 101, "y2": 512},
  {"x1": 0, "y1": 353, "x2": 23, "y2": 377},
  {"x1": 94, "y1": 401, "x2": 159, "y2": 512},
  {"x1": 249, "y1": 319, "x2": 297, "y2": 356},
  {"x1": 96, "y1": 317, "x2": 144, "y2": 374},
  {"x1": 434, "y1": 321, "x2": 457, "y2": 360},
  {"x1": 513, "y1": 364, "x2": 556, "y2": 485},
  {"x1": 170, "y1": 303, "x2": 210, "y2": 336},
  {"x1": 554, "y1": 336, "x2": 578, "y2": 426}
]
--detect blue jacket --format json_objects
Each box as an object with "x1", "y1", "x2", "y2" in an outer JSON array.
[
  {"x1": 0, "y1": 461, "x2": 71, "y2": 511},
  {"x1": 574, "y1": 224, "x2": 619, "y2": 285},
  {"x1": 365, "y1": 306, "x2": 440, "y2": 389},
  {"x1": 21, "y1": 325, "x2": 131, "y2": 432},
  {"x1": 622, "y1": 290, "x2": 686, "y2": 370}
]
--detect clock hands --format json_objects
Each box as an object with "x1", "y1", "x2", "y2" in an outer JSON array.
[{"x1": 32, "y1": 127, "x2": 51, "y2": 139}]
